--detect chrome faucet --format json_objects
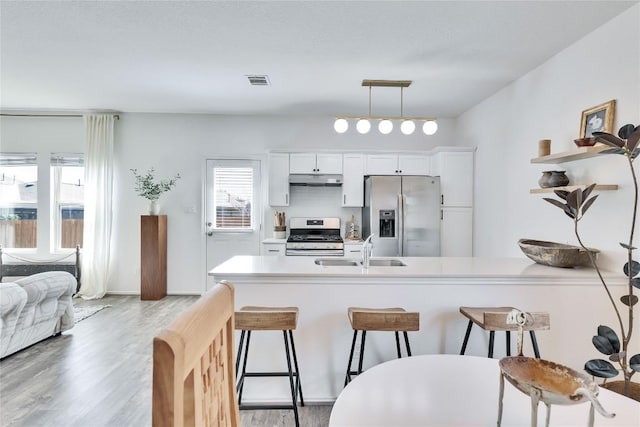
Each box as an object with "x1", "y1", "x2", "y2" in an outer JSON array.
[{"x1": 362, "y1": 233, "x2": 375, "y2": 268}]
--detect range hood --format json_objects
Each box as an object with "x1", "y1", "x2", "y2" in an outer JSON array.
[{"x1": 289, "y1": 174, "x2": 343, "y2": 186}]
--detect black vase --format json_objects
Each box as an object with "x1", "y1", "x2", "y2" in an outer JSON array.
[
  {"x1": 538, "y1": 171, "x2": 553, "y2": 188},
  {"x1": 548, "y1": 171, "x2": 569, "y2": 187}
]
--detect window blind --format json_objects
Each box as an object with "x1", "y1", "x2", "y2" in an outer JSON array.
[{"x1": 213, "y1": 167, "x2": 253, "y2": 229}]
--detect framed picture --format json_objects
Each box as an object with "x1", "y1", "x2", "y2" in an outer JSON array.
[{"x1": 580, "y1": 99, "x2": 616, "y2": 138}]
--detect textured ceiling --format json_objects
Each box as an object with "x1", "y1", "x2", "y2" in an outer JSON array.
[{"x1": 1, "y1": 1, "x2": 637, "y2": 118}]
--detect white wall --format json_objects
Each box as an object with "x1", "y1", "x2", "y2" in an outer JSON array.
[{"x1": 456, "y1": 4, "x2": 640, "y2": 272}]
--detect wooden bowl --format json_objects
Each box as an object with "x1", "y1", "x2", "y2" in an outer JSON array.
[
  {"x1": 518, "y1": 239, "x2": 598, "y2": 268},
  {"x1": 574, "y1": 137, "x2": 596, "y2": 147}
]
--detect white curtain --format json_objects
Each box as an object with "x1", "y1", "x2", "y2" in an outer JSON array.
[{"x1": 78, "y1": 114, "x2": 115, "y2": 299}]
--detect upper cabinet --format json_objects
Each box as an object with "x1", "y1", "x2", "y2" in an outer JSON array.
[
  {"x1": 268, "y1": 153, "x2": 290, "y2": 206},
  {"x1": 365, "y1": 154, "x2": 430, "y2": 175},
  {"x1": 342, "y1": 154, "x2": 365, "y2": 207},
  {"x1": 290, "y1": 153, "x2": 343, "y2": 174},
  {"x1": 436, "y1": 150, "x2": 474, "y2": 207}
]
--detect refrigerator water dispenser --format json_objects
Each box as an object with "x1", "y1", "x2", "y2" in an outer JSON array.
[{"x1": 379, "y1": 210, "x2": 395, "y2": 238}]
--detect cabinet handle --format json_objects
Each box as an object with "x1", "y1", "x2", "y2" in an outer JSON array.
[
  {"x1": 344, "y1": 194, "x2": 346, "y2": 204},
  {"x1": 268, "y1": 249, "x2": 280, "y2": 253},
  {"x1": 286, "y1": 193, "x2": 289, "y2": 204},
  {"x1": 441, "y1": 210, "x2": 443, "y2": 220},
  {"x1": 441, "y1": 195, "x2": 444, "y2": 205}
]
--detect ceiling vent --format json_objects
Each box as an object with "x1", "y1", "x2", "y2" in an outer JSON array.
[{"x1": 246, "y1": 75, "x2": 270, "y2": 86}]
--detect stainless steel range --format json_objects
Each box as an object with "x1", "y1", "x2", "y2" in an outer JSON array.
[{"x1": 286, "y1": 217, "x2": 344, "y2": 256}]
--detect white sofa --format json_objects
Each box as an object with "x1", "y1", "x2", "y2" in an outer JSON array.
[{"x1": 0, "y1": 271, "x2": 75, "y2": 358}]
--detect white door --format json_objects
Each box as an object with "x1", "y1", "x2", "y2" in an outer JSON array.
[{"x1": 206, "y1": 159, "x2": 261, "y2": 289}]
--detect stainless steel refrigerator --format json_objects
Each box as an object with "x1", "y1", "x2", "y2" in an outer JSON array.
[{"x1": 362, "y1": 176, "x2": 441, "y2": 257}]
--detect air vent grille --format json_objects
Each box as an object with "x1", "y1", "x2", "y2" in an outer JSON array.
[{"x1": 246, "y1": 75, "x2": 270, "y2": 86}]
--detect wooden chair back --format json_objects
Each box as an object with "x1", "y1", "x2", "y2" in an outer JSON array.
[{"x1": 152, "y1": 281, "x2": 239, "y2": 427}]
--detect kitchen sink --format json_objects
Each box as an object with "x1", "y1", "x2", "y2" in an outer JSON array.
[
  {"x1": 367, "y1": 259, "x2": 407, "y2": 267},
  {"x1": 314, "y1": 258, "x2": 360, "y2": 266}
]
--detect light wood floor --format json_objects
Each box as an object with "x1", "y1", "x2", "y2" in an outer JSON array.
[{"x1": 0, "y1": 295, "x2": 333, "y2": 427}]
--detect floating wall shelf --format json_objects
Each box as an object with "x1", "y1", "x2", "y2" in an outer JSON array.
[
  {"x1": 530, "y1": 146, "x2": 610, "y2": 164},
  {"x1": 530, "y1": 184, "x2": 619, "y2": 194}
]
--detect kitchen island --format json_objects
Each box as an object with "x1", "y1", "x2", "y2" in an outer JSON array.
[{"x1": 209, "y1": 255, "x2": 630, "y2": 403}]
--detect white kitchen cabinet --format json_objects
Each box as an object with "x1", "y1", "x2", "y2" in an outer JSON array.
[
  {"x1": 398, "y1": 155, "x2": 430, "y2": 175},
  {"x1": 342, "y1": 153, "x2": 365, "y2": 207},
  {"x1": 437, "y1": 150, "x2": 474, "y2": 207},
  {"x1": 268, "y1": 153, "x2": 290, "y2": 206},
  {"x1": 365, "y1": 154, "x2": 430, "y2": 175},
  {"x1": 343, "y1": 241, "x2": 363, "y2": 258},
  {"x1": 262, "y1": 242, "x2": 286, "y2": 256},
  {"x1": 441, "y1": 207, "x2": 473, "y2": 256},
  {"x1": 289, "y1": 153, "x2": 342, "y2": 174}
]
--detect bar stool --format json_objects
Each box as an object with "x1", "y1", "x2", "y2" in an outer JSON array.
[
  {"x1": 235, "y1": 306, "x2": 304, "y2": 427},
  {"x1": 459, "y1": 306, "x2": 550, "y2": 358},
  {"x1": 344, "y1": 307, "x2": 419, "y2": 386}
]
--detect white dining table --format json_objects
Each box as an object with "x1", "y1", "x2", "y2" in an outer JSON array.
[{"x1": 328, "y1": 354, "x2": 640, "y2": 427}]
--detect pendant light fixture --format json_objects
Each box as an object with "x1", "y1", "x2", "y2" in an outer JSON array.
[{"x1": 334, "y1": 80, "x2": 438, "y2": 135}]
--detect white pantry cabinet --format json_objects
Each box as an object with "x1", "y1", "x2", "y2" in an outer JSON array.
[
  {"x1": 290, "y1": 153, "x2": 343, "y2": 174},
  {"x1": 441, "y1": 207, "x2": 473, "y2": 256},
  {"x1": 268, "y1": 153, "x2": 290, "y2": 206},
  {"x1": 342, "y1": 154, "x2": 365, "y2": 207},
  {"x1": 437, "y1": 150, "x2": 474, "y2": 207},
  {"x1": 365, "y1": 154, "x2": 430, "y2": 175}
]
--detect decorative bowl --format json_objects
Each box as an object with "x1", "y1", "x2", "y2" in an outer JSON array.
[
  {"x1": 500, "y1": 356, "x2": 599, "y2": 406},
  {"x1": 518, "y1": 239, "x2": 598, "y2": 268},
  {"x1": 574, "y1": 137, "x2": 596, "y2": 147}
]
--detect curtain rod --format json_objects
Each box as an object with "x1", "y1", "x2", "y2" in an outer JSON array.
[{"x1": 0, "y1": 113, "x2": 119, "y2": 119}]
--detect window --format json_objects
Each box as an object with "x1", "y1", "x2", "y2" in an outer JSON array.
[
  {"x1": 0, "y1": 153, "x2": 38, "y2": 248},
  {"x1": 51, "y1": 153, "x2": 84, "y2": 249},
  {"x1": 213, "y1": 166, "x2": 254, "y2": 230}
]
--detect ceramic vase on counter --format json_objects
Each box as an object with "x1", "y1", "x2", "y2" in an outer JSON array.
[{"x1": 273, "y1": 211, "x2": 286, "y2": 239}]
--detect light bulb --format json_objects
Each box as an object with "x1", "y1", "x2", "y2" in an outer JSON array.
[
  {"x1": 334, "y1": 118, "x2": 348, "y2": 133},
  {"x1": 378, "y1": 119, "x2": 393, "y2": 134},
  {"x1": 356, "y1": 119, "x2": 371, "y2": 134},
  {"x1": 400, "y1": 120, "x2": 415, "y2": 135},
  {"x1": 423, "y1": 120, "x2": 438, "y2": 135}
]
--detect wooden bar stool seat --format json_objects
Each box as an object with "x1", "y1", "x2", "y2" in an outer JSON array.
[
  {"x1": 344, "y1": 307, "x2": 419, "y2": 385},
  {"x1": 235, "y1": 306, "x2": 304, "y2": 427},
  {"x1": 235, "y1": 306, "x2": 298, "y2": 330},
  {"x1": 459, "y1": 306, "x2": 550, "y2": 358}
]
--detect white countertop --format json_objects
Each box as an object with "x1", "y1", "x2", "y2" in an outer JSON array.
[{"x1": 209, "y1": 255, "x2": 625, "y2": 286}]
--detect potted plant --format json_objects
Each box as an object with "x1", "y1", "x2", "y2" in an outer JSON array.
[
  {"x1": 131, "y1": 167, "x2": 180, "y2": 215},
  {"x1": 543, "y1": 123, "x2": 640, "y2": 399}
]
